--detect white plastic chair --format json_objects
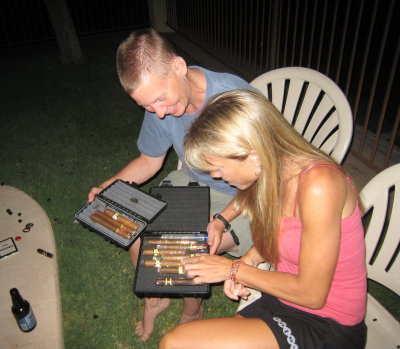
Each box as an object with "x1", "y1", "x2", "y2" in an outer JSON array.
[
  {"x1": 360, "y1": 163, "x2": 400, "y2": 348},
  {"x1": 250, "y1": 67, "x2": 353, "y2": 164},
  {"x1": 178, "y1": 67, "x2": 352, "y2": 169}
]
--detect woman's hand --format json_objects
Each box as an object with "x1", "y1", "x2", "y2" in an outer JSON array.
[
  {"x1": 224, "y1": 279, "x2": 251, "y2": 300},
  {"x1": 182, "y1": 254, "x2": 231, "y2": 284}
]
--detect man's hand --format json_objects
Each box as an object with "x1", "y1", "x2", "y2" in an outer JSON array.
[
  {"x1": 206, "y1": 217, "x2": 225, "y2": 254},
  {"x1": 86, "y1": 153, "x2": 166, "y2": 203},
  {"x1": 87, "y1": 186, "x2": 104, "y2": 202}
]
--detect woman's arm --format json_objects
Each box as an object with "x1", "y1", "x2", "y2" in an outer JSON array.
[
  {"x1": 236, "y1": 167, "x2": 349, "y2": 308},
  {"x1": 185, "y1": 167, "x2": 354, "y2": 309},
  {"x1": 239, "y1": 246, "x2": 265, "y2": 267},
  {"x1": 224, "y1": 247, "x2": 264, "y2": 300}
]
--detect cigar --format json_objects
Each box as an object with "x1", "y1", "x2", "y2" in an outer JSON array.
[
  {"x1": 37, "y1": 248, "x2": 53, "y2": 258},
  {"x1": 142, "y1": 249, "x2": 190, "y2": 256},
  {"x1": 143, "y1": 259, "x2": 182, "y2": 268},
  {"x1": 103, "y1": 209, "x2": 139, "y2": 231},
  {"x1": 159, "y1": 266, "x2": 185, "y2": 274},
  {"x1": 156, "y1": 255, "x2": 195, "y2": 261},
  {"x1": 155, "y1": 278, "x2": 195, "y2": 286},
  {"x1": 147, "y1": 239, "x2": 205, "y2": 245},
  {"x1": 95, "y1": 210, "x2": 135, "y2": 234},
  {"x1": 160, "y1": 233, "x2": 208, "y2": 241},
  {"x1": 95, "y1": 210, "x2": 135, "y2": 236},
  {"x1": 155, "y1": 244, "x2": 207, "y2": 251},
  {"x1": 90, "y1": 212, "x2": 132, "y2": 239}
]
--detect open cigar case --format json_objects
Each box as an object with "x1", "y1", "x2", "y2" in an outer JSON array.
[
  {"x1": 133, "y1": 184, "x2": 211, "y2": 297},
  {"x1": 75, "y1": 180, "x2": 167, "y2": 248}
]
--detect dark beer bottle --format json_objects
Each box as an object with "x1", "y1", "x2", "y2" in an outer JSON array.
[{"x1": 10, "y1": 288, "x2": 37, "y2": 332}]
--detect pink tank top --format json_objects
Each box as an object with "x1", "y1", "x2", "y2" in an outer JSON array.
[{"x1": 277, "y1": 164, "x2": 367, "y2": 325}]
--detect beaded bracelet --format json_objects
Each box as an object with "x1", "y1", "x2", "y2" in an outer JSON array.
[{"x1": 230, "y1": 259, "x2": 241, "y2": 284}]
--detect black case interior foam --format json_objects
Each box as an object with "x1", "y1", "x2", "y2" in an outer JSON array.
[
  {"x1": 134, "y1": 186, "x2": 211, "y2": 297},
  {"x1": 146, "y1": 186, "x2": 210, "y2": 232},
  {"x1": 75, "y1": 180, "x2": 167, "y2": 248}
]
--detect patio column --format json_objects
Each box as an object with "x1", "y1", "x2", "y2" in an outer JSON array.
[{"x1": 147, "y1": 0, "x2": 174, "y2": 32}]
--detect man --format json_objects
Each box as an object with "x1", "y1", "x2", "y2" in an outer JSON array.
[{"x1": 88, "y1": 28, "x2": 256, "y2": 341}]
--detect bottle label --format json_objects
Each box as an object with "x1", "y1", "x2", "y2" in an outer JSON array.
[{"x1": 18, "y1": 309, "x2": 37, "y2": 331}]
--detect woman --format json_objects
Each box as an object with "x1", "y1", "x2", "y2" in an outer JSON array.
[{"x1": 159, "y1": 90, "x2": 367, "y2": 349}]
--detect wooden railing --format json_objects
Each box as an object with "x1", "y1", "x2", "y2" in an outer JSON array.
[
  {"x1": 0, "y1": 0, "x2": 150, "y2": 47},
  {"x1": 166, "y1": 0, "x2": 400, "y2": 172}
]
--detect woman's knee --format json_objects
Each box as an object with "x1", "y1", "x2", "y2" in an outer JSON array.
[
  {"x1": 159, "y1": 322, "x2": 202, "y2": 349},
  {"x1": 159, "y1": 328, "x2": 183, "y2": 349}
]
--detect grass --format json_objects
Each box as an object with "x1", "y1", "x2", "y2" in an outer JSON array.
[
  {"x1": 1, "y1": 30, "x2": 398, "y2": 348},
  {"x1": 0, "y1": 31, "x2": 238, "y2": 348}
]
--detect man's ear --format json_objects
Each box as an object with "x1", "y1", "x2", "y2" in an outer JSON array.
[{"x1": 172, "y1": 56, "x2": 188, "y2": 76}]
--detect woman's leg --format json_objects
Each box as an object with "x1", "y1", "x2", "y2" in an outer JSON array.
[{"x1": 159, "y1": 315, "x2": 279, "y2": 349}]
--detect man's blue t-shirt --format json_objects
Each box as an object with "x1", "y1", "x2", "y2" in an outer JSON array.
[{"x1": 137, "y1": 66, "x2": 255, "y2": 196}]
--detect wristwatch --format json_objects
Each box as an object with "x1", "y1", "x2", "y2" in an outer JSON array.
[{"x1": 213, "y1": 213, "x2": 231, "y2": 232}]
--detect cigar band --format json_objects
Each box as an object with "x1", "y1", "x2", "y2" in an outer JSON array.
[
  {"x1": 179, "y1": 266, "x2": 184, "y2": 274},
  {"x1": 116, "y1": 226, "x2": 125, "y2": 234},
  {"x1": 112, "y1": 212, "x2": 120, "y2": 220},
  {"x1": 155, "y1": 260, "x2": 161, "y2": 268},
  {"x1": 153, "y1": 249, "x2": 159, "y2": 256},
  {"x1": 166, "y1": 278, "x2": 172, "y2": 286}
]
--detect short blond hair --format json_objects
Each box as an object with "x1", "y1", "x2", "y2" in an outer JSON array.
[{"x1": 116, "y1": 28, "x2": 177, "y2": 94}]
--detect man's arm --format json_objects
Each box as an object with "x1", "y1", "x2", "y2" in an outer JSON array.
[
  {"x1": 87, "y1": 153, "x2": 166, "y2": 202},
  {"x1": 208, "y1": 197, "x2": 244, "y2": 254}
]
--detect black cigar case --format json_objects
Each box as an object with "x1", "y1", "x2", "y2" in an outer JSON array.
[
  {"x1": 75, "y1": 180, "x2": 167, "y2": 248},
  {"x1": 133, "y1": 185, "x2": 211, "y2": 297}
]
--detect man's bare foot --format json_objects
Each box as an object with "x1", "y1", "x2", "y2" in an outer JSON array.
[
  {"x1": 134, "y1": 297, "x2": 170, "y2": 342},
  {"x1": 179, "y1": 304, "x2": 204, "y2": 324}
]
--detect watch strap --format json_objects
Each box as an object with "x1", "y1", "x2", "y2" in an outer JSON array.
[{"x1": 213, "y1": 213, "x2": 231, "y2": 232}]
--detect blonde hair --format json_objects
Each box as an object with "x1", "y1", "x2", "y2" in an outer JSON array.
[
  {"x1": 184, "y1": 90, "x2": 337, "y2": 263},
  {"x1": 116, "y1": 28, "x2": 177, "y2": 94}
]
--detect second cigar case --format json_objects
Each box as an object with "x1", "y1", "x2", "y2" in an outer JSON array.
[
  {"x1": 75, "y1": 180, "x2": 167, "y2": 248},
  {"x1": 133, "y1": 184, "x2": 211, "y2": 298}
]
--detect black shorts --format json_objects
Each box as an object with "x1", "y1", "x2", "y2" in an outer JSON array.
[{"x1": 237, "y1": 293, "x2": 366, "y2": 349}]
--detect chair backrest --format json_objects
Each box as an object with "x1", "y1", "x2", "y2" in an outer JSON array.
[
  {"x1": 360, "y1": 163, "x2": 400, "y2": 296},
  {"x1": 250, "y1": 67, "x2": 353, "y2": 164}
]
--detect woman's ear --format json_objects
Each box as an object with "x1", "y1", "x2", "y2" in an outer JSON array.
[
  {"x1": 172, "y1": 56, "x2": 188, "y2": 76},
  {"x1": 249, "y1": 151, "x2": 261, "y2": 166},
  {"x1": 250, "y1": 151, "x2": 262, "y2": 177}
]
